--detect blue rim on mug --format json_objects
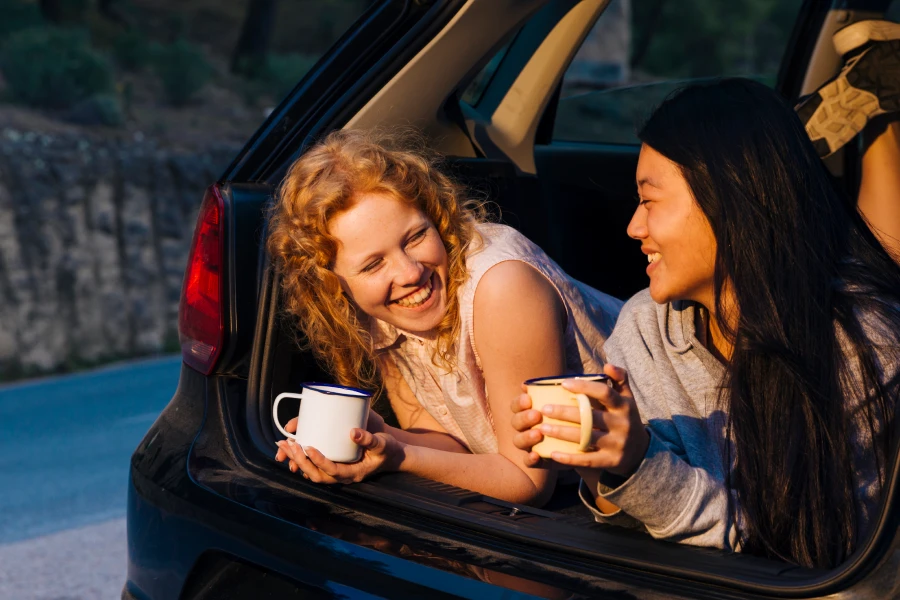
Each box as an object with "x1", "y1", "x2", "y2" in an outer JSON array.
[
  {"x1": 303, "y1": 382, "x2": 373, "y2": 397},
  {"x1": 523, "y1": 373, "x2": 609, "y2": 386}
]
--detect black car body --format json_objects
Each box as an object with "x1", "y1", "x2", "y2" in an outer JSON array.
[{"x1": 125, "y1": 0, "x2": 900, "y2": 598}]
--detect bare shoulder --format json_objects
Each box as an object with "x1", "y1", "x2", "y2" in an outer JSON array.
[
  {"x1": 475, "y1": 260, "x2": 562, "y2": 310},
  {"x1": 473, "y1": 260, "x2": 565, "y2": 339}
]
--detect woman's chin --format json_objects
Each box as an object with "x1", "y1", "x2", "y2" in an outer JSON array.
[
  {"x1": 394, "y1": 298, "x2": 445, "y2": 334},
  {"x1": 648, "y1": 283, "x2": 673, "y2": 305}
]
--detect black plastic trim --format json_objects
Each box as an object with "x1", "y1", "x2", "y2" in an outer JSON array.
[{"x1": 215, "y1": 183, "x2": 273, "y2": 378}]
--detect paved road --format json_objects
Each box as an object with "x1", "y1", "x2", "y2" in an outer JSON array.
[
  {"x1": 0, "y1": 355, "x2": 181, "y2": 544},
  {"x1": 0, "y1": 356, "x2": 181, "y2": 599}
]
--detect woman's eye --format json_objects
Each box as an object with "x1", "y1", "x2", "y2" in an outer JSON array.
[
  {"x1": 407, "y1": 229, "x2": 427, "y2": 244},
  {"x1": 362, "y1": 259, "x2": 383, "y2": 273}
]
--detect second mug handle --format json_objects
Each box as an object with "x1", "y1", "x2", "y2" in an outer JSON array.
[
  {"x1": 573, "y1": 393, "x2": 594, "y2": 452},
  {"x1": 272, "y1": 392, "x2": 303, "y2": 440}
]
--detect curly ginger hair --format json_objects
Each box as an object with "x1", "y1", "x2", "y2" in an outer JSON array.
[{"x1": 266, "y1": 129, "x2": 484, "y2": 391}]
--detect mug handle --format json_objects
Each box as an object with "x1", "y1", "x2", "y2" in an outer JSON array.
[
  {"x1": 272, "y1": 392, "x2": 303, "y2": 440},
  {"x1": 573, "y1": 393, "x2": 594, "y2": 452}
]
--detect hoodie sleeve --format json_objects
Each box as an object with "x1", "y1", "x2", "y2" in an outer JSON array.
[
  {"x1": 579, "y1": 291, "x2": 740, "y2": 550},
  {"x1": 579, "y1": 430, "x2": 739, "y2": 550}
]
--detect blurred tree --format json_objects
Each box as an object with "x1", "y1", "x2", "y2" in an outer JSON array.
[
  {"x1": 630, "y1": 0, "x2": 666, "y2": 72},
  {"x1": 0, "y1": 0, "x2": 43, "y2": 37},
  {"x1": 631, "y1": 0, "x2": 799, "y2": 79},
  {"x1": 39, "y1": 0, "x2": 62, "y2": 22},
  {"x1": 97, "y1": 0, "x2": 131, "y2": 27},
  {"x1": 231, "y1": 0, "x2": 279, "y2": 76},
  {"x1": 38, "y1": 0, "x2": 90, "y2": 24}
]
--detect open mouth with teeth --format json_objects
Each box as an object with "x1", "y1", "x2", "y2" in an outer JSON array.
[
  {"x1": 392, "y1": 274, "x2": 435, "y2": 308},
  {"x1": 647, "y1": 252, "x2": 661, "y2": 264}
]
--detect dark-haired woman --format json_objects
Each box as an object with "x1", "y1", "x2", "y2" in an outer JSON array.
[{"x1": 511, "y1": 24, "x2": 900, "y2": 569}]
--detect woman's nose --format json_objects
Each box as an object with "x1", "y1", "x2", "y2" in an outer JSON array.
[
  {"x1": 394, "y1": 253, "x2": 424, "y2": 286},
  {"x1": 627, "y1": 208, "x2": 648, "y2": 240}
]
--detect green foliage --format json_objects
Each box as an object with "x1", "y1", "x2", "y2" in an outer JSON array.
[
  {"x1": 0, "y1": 0, "x2": 43, "y2": 38},
  {"x1": 236, "y1": 52, "x2": 318, "y2": 107},
  {"x1": 632, "y1": 0, "x2": 803, "y2": 79},
  {"x1": 152, "y1": 38, "x2": 213, "y2": 106},
  {"x1": 0, "y1": 27, "x2": 115, "y2": 109},
  {"x1": 47, "y1": 0, "x2": 92, "y2": 24},
  {"x1": 67, "y1": 93, "x2": 125, "y2": 127},
  {"x1": 91, "y1": 93, "x2": 125, "y2": 126},
  {"x1": 113, "y1": 29, "x2": 155, "y2": 72},
  {"x1": 259, "y1": 52, "x2": 318, "y2": 102}
]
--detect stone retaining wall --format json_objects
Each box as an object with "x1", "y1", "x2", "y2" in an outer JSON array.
[{"x1": 0, "y1": 129, "x2": 240, "y2": 378}]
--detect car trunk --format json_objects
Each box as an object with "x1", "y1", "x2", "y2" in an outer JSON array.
[{"x1": 180, "y1": 0, "x2": 900, "y2": 596}]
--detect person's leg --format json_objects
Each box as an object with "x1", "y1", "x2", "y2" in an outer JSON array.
[
  {"x1": 858, "y1": 119, "x2": 900, "y2": 260},
  {"x1": 795, "y1": 19, "x2": 900, "y2": 260},
  {"x1": 795, "y1": 24, "x2": 900, "y2": 158}
]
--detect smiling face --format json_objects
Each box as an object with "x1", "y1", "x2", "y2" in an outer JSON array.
[
  {"x1": 329, "y1": 192, "x2": 450, "y2": 336},
  {"x1": 628, "y1": 144, "x2": 718, "y2": 308}
]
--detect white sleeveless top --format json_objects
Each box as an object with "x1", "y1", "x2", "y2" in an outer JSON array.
[{"x1": 371, "y1": 223, "x2": 622, "y2": 454}]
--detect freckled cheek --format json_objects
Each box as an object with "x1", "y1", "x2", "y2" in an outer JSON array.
[
  {"x1": 413, "y1": 243, "x2": 449, "y2": 282},
  {"x1": 420, "y1": 238, "x2": 447, "y2": 264},
  {"x1": 349, "y1": 279, "x2": 390, "y2": 311}
]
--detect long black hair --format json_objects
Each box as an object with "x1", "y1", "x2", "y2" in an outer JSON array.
[{"x1": 638, "y1": 78, "x2": 900, "y2": 568}]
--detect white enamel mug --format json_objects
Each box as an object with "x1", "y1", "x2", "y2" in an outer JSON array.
[{"x1": 272, "y1": 383, "x2": 372, "y2": 463}]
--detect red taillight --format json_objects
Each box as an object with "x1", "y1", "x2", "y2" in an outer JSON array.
[{"x1": 178, "y1": 184, "x2": 225, "y2": 375}]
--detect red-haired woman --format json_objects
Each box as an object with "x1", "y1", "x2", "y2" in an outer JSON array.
[{"x1": 267, "y1": 129, "x2": 621, "y2": 505}]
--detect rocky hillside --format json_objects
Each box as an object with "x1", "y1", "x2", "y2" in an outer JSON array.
[{"x1": 0, "y1": 126, "x2": 240, "y2": 379}]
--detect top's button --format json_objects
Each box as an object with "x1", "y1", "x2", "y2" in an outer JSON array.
[{"x1": 437, "y1": 406, "x2": 449, "y2": 416}]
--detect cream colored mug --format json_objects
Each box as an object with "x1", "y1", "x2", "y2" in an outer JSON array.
[{"x1": 524, "y1": 374, "x2": 609, "y2": 458}]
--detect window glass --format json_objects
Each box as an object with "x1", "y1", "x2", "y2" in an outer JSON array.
[
  {"x1": 460, "y1": 38, "x2": 516, "y2": 107},
  {"x1": 887, "y1": 1, "x2": 900, "y2": 21},
  {"x1": 553, "y1": 0, "x2": 805, "y2": 145}
]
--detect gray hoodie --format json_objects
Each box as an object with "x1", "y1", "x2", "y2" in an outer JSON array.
[{"x1": 580, "y1": 289, "x2": 896, "y2": 551}]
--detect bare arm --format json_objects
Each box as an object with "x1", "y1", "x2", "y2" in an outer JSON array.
[
  {"x1": 859, "y1": 120, "x2": 900, "y2": 261},
  {"x1": 395, "y1": 261, "x2": 568, "y2": 505}
]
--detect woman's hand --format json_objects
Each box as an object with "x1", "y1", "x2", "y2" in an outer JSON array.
[
  {"x1": 511, "y1": 365, "x2": 649, "y2": 478},
  {"x1": 540, "y1": 365, "x2": 649, "y2": 478},
  {"x1": 277, "y1": 408, "x2": 385, "y2": 444},
  {"x1": 510, "y1": 386, "x2": 545, "y2": 468},
  {"x1": 275, "y1": 428, "x2": 405, "y2": 484}
]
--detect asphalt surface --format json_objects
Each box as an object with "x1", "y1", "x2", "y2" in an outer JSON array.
[{"x1": 0, "y1": 356, "x2": 180, "y2": 599}]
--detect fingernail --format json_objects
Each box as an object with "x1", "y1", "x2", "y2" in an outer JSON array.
[
  {"x1": 539, "y1": 424, "x2": 552, "y2": 434},
  {"x1": 541, "y1": 405, "x2": 554, "y2": 416},
  {"x1": 287, "y1": 439, "x2": 295, "y2": 446}
]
